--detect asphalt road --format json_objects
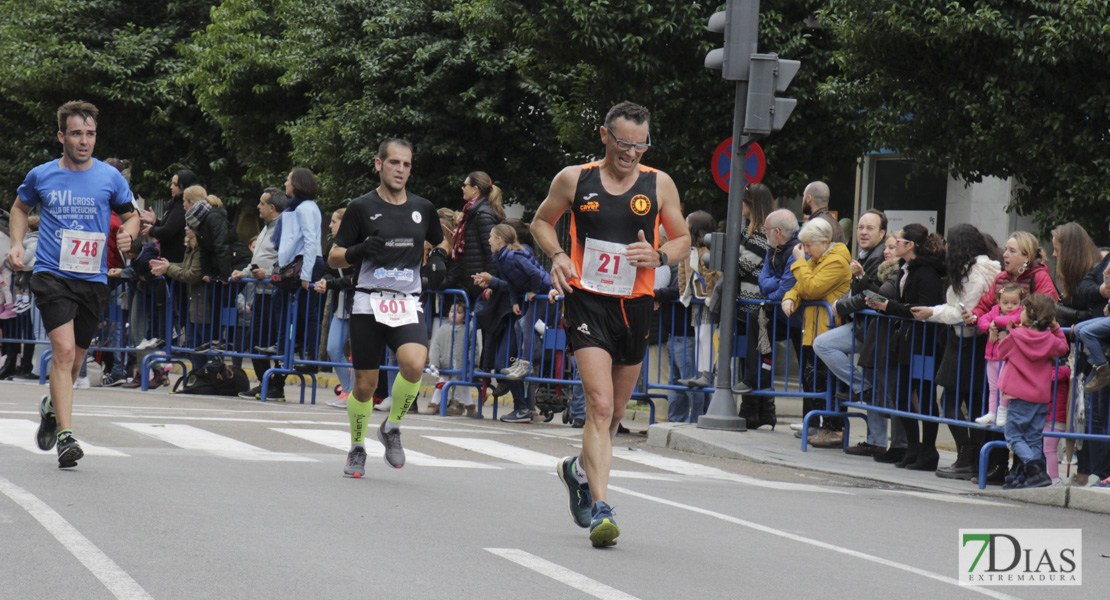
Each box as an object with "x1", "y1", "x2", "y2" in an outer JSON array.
[{"x1": 0, "y1": 383, "x2": 1105, "y2": 600}]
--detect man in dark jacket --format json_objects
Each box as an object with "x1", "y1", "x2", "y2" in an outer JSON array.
[
  {"x1": 812, "y1": 209, "x2": 897, "y2": 454},
  {"x1": 802, "y1": 181, "x2": 846, "y2": 245}
]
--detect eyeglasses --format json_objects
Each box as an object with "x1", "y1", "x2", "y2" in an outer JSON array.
[
  {"x1": 895, "y1": 238, "x2": 909, "y2": 245},
  {"x1": 461, "y1": 182, "x2": 474, "y2": 188},
  {"x1": 609, "y1": 132, "x2": 651, "y2": 153}
]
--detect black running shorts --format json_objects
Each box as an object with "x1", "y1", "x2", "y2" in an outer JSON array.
[
  {"x1": 30, "y1": 272, "x2": 109, "y2": 350},
  {"x1": 563, "y1": 289, "x2": 653, "y2": 366},
  {"x1": 348, "y1": 311, "x2": 428, "y2": 371}
]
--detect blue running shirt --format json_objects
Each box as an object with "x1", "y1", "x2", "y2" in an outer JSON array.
[{"x1": 18, "y1": 159, "x2": 134, "y2": 283}]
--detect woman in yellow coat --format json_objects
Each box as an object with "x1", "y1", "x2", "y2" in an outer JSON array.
[{"x1": 781, "y1": 217, "x2": 852, "y2": 446}]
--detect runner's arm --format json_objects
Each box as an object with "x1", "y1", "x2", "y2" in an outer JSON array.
[
  {"x1": 117, "y1": 210, "x2": 141, "y2": 255},
  {"x1": 6, "y1": 199, "x2": 30, "y2": 269},
  {"x1": 653, "y1": 172, "x2": 691, "y2": 266},
  {"x1": 531, "y1": 167, "x2": 579, "y2": 296}
]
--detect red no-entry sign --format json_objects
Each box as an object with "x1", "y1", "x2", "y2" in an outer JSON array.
[{"x1": 711, "y1": 138, "x2": 765, "y2": 193}]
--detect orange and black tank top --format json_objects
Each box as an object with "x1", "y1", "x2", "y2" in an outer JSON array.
[{"x1": 568, "y1": 161, "x2": 660, "y2": 298}]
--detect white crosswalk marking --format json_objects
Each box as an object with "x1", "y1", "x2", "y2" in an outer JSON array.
[
  {"x1": 271, "y1": 428, "x2": 499, "y2": 469},
  {"x1": 424, "y1": 436, "x2": 676, "y2": 481},
  {"x1": 115, "y1": 423, "x2": 316, "y2": 462},
  {"x1": 611, "y1": 446, "x2": 850, "y2": 494},
  {"x1": 0, "y1": 418, "x2": 128, "y2": 457}
]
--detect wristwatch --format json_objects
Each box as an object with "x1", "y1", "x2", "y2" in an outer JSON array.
[{"x1": 656, "y1": 250, "x2": 668, "y2": 267}]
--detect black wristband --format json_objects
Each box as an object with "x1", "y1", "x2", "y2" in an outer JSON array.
[
  {"x1": 344, "y1": 245, "x2": 361, "y2": 265},
  {"x1": 551, "y1": 251, "x2": 567, "y2": 260},
  {"x1": 657, "y1": 250, "x2": 668, "y2": 267}
]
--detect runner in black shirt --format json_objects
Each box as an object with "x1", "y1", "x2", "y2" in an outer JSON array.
[{"x1": 328, "y1": 138, "x2": 442, "y2": 478}]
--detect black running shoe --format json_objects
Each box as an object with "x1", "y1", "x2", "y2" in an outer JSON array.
[
  {"x1": 57, "y1": 435, "x2": 83, "y2": 469},
  {"x1": 343, "y1": 446, "x2": 367, "y2": 478},
  {"x1": 36, "y1": 395, "x2": 57, "y2": 451},
  {"x1": 377, "y1": 420, "x2": 405, "y2": 468}
]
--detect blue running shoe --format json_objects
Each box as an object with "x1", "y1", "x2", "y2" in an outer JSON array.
[
  {"x1": 589, "y1": 501, "x2": 619, "y2": 548},
  {"x1": 37, "y1": 395, "x2": 57, "y2": 451},
  {"x1": 557, "y1": 456, "x2": 592, "y2": 528}
]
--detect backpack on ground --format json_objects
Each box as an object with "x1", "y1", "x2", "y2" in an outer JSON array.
[{"x1": 173, "y1": 360, "x2": 250, "y2": 396}]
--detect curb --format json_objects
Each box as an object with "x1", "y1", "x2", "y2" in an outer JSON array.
[{"x1": 647, "y1": 422, "x2": 1110, "y2": 515}]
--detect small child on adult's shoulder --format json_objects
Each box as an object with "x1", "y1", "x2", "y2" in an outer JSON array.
[
  {"x1": 995, "y1": 294, "x2": 1070, "y2": 489},
  {"x1": 975, "y1": 283, "x2": 1025, "y2": 426},
  {"x1": 423, "y1": 302, "x2": 476, "y2": 417}
]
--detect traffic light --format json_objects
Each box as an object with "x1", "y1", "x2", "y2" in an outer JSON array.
[
  {"x1": 704, "y1": 232, "x2": 727, "y2": 272},
  {"x1": 743, "y1": 53, "x2": 801, "y2": 136},
  {"x1": 704, "y1": 0, "x2": 760, "y2": 81}
]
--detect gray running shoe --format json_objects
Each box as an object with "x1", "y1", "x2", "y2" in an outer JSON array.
[
  {"x1": 557, "y1": 456, "x2": 592, "y2": 528},
  {"x1": 377, "y1": 420, "x2": 405, "y2": 468},
  {"x1": 57, "y1": 435, "x2": 83, "y2": 469},
  {"x1": 37, "y1": 395, "x2": 57, "y2": 451},
  {"x1": 343, "y1": 446, "x2": 367, "y2": 478}
]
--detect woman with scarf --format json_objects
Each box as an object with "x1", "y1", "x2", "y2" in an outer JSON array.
[{"x1": 451, "y1": 171, "x2": 503, "y2": 302}]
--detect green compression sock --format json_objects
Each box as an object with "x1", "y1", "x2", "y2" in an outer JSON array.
[
  {"x1": 347, "y1": 393, "x2": 373, "y2": 445},
  {"x1": 388, "y1": 373, "x2": 421, "y2": 424}
]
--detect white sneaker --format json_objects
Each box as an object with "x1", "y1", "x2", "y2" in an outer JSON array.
[
  {"x1": 996, "y1": 405, "x2": 1008, "y2": 427},
  {"x1": 501, "y1": 359, "x2": 531, "y2": 380},
  {"x1": 790, "y1": 423, "x2": 804, "y2": 431},
  {"x1": 135, "y1": 338, "x2": 156, "y2": 350},
  {"x1": 373, "y1": 396, "x2": 393, "y2": 412},
  {"x1": 974, "y1": 412, "x2": 996, "y2": 426},
  {"x1": 73, "y1": 377, "x2": 91, "y2": 390}
]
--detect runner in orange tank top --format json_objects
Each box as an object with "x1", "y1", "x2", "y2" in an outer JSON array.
[{"x1": 531, "y1": 101, "x2": 690, "y2": 548}]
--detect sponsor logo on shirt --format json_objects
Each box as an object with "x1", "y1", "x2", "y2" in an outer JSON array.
[
  {"x1": 373, "y1": 267, "x2": 415, "y2": 282},
  {"x1": 369, "y1": 214, "x2": 382, "y2": 220},
  {"x1": 583, "y1": 193, "x2": 598, "y2": 201},
  {"x1": 630, "y1": 194, "x2": 652, "y2": 216},
  {"x1": 412, "y1": 211, "x2": 422, "y2": 224},
  {"x1": 580, "y1": 201, "x2": 600, "y2": 212}
]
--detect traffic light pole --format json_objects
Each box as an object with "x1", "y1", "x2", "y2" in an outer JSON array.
[{"x1": 697, "y1": 80, "x2": 751, "y2": 432}]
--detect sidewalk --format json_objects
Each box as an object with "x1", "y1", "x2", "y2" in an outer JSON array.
[{"x1": 643, "y1": 406, "x2": 1110, "y2": 515}]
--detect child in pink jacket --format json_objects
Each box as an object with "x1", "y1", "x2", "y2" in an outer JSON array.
[
  {"x1": 975, "y1": 284, "x2": 1025, "y2": 427},
  {"x1": 996, "y1": 294, "x2": 1070, "y2": 489}
]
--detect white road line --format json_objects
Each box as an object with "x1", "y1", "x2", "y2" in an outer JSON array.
[
  {"x1": 887, "y1": 490, "x2": 1013, "y2": 507},
  {"x1": 611, "y1": 446, "x2": 850, "y2": 495},
  {"x1": 115, "y1": 423, "x2": 316, "y2": 462},
  {"x1": 609, "y1": 485, "x2": 1021, "y2": 600},
  {"x1": 0, "y1": 474, "x2": 152, "y2": 600},
  {"x1": 485, "y1": 548, "x2": 641, "y2": 600},
  {"x1": 0, "y1": 419, "x2": 128, "y2": 457},
  {"x1": 424, "y1": 436, "x2": 675, "y2": 481},
  {"x1": 271, "y1": 428, "x2": 499, "y2": 469}
]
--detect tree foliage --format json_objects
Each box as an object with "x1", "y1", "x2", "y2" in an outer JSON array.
[
  {"x1": 456, "y1": 0, "x2": 867, "y2": 213},
  {"x1": 0, "y1": 0, "x2": 247, "y2": 205},
  {"x1": 820, "y1": 0, "x2": 1110, "y2": 235}
]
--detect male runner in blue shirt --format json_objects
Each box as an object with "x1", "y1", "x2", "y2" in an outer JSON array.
[{"x1": 7, "y1": 100, "x2": 140, "y2": 468}]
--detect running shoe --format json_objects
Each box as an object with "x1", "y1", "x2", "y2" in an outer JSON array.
[
  {"x1": 343, "y1": 446, "x2": 367, "y2": 478},
  {"x1": 377, "y1": 421, "x2": 405, "y2": 468},
  {"x1": 589, "y1": 501, "x2": 620, "y2": 548},
  {"x1": 73, "y1": 376, "x2": 91, "y2": 390},
  {"x1": 557, "y1": 456, "x2": 592, "y2": 528},
  {"x1": 36, "y1": 395, "x2": 57, "y2": 451},
  {"x1": 1092, "y1": 477, "x2": 1110, "y2": 489},
  {"x1": 102, "y1": 371, "x2": 128, "y2": 387},
  {"x1": 239, "y1": 386, "x2": 262, "y2": 400},
  {"x1": 326, "y1": 393, "x2": 348, "y2": 409},
  {"x1": 57, "y1": 434, "x2": 83, "y2": 469}
]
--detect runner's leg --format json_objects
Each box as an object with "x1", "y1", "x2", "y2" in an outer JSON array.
[
  {"x1": 46, "y1": 323, "x2": 80, "y2": 432},
  {"x1": 387, "y1": 342, "x2": 427, "y2": 424},
  {"x1": 576, "y1": 347, "x2": 616, "y2": 504}
]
